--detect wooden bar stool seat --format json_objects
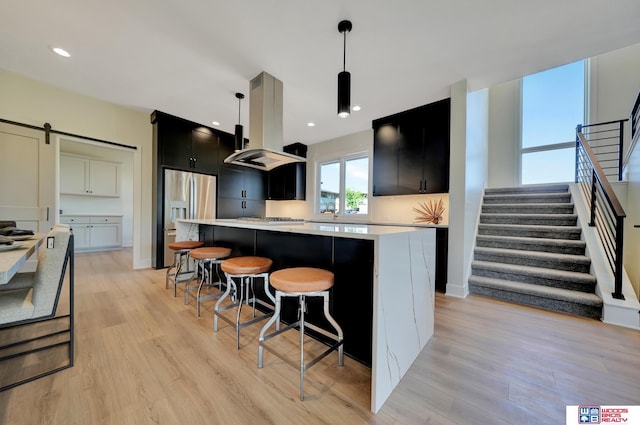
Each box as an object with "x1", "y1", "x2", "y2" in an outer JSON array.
[
  {"x1": 184, "y1": 247, "x2": 232, "y2": 317},
  {"x1": 258, "y1": 267, "x2": 344, "y2": 401},
  {"x1": 165, "y1": 240, "x2": 204, "y2": 297},
  {"x1": 214, "y1": 256, "x2": 275, "y2": 350}
]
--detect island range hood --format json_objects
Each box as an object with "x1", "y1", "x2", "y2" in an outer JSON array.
[{"x1": 224, "y1": 71, "x2": 306, "y2": 171}]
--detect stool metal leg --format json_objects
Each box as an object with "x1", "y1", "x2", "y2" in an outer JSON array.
[
  {"x1": 215, "y1": 272, "x2": 274, "y2": 350},
  {"x1": 213, "y1": 273, "x2": 235, "y2": 332},
  {"x1": 184, "y1": 258, "x2": 202, "y2": 305},
  {"x1": 258, "y1": 292, "x2": 282, "y2": 368},
  {"x1": 299, "y1": 295, "x2": 306, "y2": 400},
  {"x1": 257, "y1": 290, "x2": 344, "y2": 401},
  {"x1": 322, "y1": 292, "x2": 344, "y2": 366},
  {"x1": 165, "y1": 250, "x2": 180, "y2": 289}
]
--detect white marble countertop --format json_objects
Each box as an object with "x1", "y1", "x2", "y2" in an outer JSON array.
[{"x1": 177, "y1": 218, "x2": 429, "y2": 240}]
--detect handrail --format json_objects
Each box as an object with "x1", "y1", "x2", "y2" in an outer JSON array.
[
  {"x1": 577, "y1": 133, "x2": 626, "y2": 217},
  {"x1": 576, "y1": 131, "x2": 626, "y2": 300},
  {"x1": 577, "y1": 120, "x2": 627, "y2": 181},
  {"x1": 627, "y1": 89, "x2": 640, "y2": 168},
  {"x1": 580, "y1": 118, "x2": 629, "y2": 128}
]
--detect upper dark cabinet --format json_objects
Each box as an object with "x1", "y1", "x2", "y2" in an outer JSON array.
[
  {"x1": 216, "y1": 131, "x2": 267, "y2": 218},
  {"x1": 268, "y1": 143, "x2": 307, "y2": 200},
  {"x1": 191, "y1": 128, "x2": 219, "y2": 172},
  {"x1": 151, "y1": 111, "x2": 219, "y2": 174},
  {"x1": 372, "y1": 98, "x2": 450, "y2": 196}
]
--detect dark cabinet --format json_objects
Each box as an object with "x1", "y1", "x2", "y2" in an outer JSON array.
[
  {"x1": 191, "y1": 128, "x2": 219, "y2": 172},
  {"x1": 435, "y1": 228, "x2": 448, "y2": 293},
  {"x1": 372, "y1": 98, "x2": 450, "y2": 196},
  {"x1": 151, "y1": 110, "x2": 265, "y2": 267},
  {"x1": 267, "y1": 143, "x2": 307, "y2": 200},
  {"x1": 214, "y1": 130, "x2": 267, "y2": 218},
  {"x1": 218, "y1": 166, "x2": 266, "y2": 218},
  {"x1": 152, "y1": 111, "x2": 219, "y2": 173},
  {"x1": 332, "y1": 237, "x2": 374, "y2": 366}
]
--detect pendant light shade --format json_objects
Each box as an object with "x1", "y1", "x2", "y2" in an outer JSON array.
[
  {"x1": 234, "y1": 92, "x2": 245, "y2": 151},
  {"x1": 338, "y1": 71, "x2": 351, "y2": 118},
  {"x1": 337, "y1": 20, "x2": 352, "y2": 118}
]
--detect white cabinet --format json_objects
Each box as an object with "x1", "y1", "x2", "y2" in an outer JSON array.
[
  {"x1": 60, "y1": 155, "x2": 120, "y2": 197},
  {"x1": 60, "y1": 215, "x2": 122, "y2": 252}
]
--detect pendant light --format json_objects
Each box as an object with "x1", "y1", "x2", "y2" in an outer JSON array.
[
  {"x1": 234, "y1": 92, "x2": 245, "y2": 150},
  {"x1": 337, "y1": 20, "x2": 352, "y2": 118}
]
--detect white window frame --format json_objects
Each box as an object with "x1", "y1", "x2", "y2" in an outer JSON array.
[
  {"x1": 314, "y1": 151, "x2": 370, "y2": 222},
  {"x1": 518, "y1": 60, "x2": 587, "y2": 185}
]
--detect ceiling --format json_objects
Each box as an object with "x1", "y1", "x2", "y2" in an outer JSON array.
[{"x1": 2, "y1": 0, "x2": 640, "y2": 145}]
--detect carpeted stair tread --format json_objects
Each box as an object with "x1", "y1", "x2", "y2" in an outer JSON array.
[
  {"x1": 478, "y1": 223, "x2": 582, "y2": 239},
  {"x1": 480, "y1": 213, "x2": 577, "y2": 225},
  {"x1": 476, "y1": 234, "x2": 586, "y2": 254},
  {"x1": 474, "y1": 246, "x2": 591, "y2": 272},
  {"x1": 481, "y1": 203, "x2": 574, "y2": 214},
  {"x1": 484, "y1": 184, "x2": 569, "y2": 195},
  {"x1": 483, "y1": 192, "x2": 572, "y2": 204},
  {"x1": 468, "y1": 275, "x2": 602, "y2": 307},
  {"x1": 471, "y1": 260, "x2": 596, "y2": 292}
]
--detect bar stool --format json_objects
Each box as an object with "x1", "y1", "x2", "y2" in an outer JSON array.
[
  {"x1": 184, "y1": 246, "x2": 232, "y2": 318},
  {"x1": 166, "y1": 240, "x2": 204, "y2": 297},
  {"x1": 257, "y1": 267, "x2": 344, "y2": 401},
  {"x1": 214, "y1": 256, "x2": 275, "y2": 350}
]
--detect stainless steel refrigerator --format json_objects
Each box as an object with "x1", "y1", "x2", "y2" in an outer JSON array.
[{"x1": 163, "y1": 169, "x2": 216, "y2": 267}]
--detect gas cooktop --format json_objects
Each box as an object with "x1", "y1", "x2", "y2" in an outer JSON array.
[{"x1": 236, "y1": 217, "x2": 305, "y2": 225}]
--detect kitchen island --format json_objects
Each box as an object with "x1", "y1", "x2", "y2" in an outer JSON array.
[{"x1": 176, "y1": 218, "x2": 435, "y2": 413}]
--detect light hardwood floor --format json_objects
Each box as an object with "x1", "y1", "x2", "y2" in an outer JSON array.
[{"x1": 1, "y1": 248, "x2": 638, "y2": 424}]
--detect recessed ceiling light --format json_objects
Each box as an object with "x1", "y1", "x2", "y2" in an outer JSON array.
[
  {"x1": 212, "y1": 121, "x2": 220, "y2": 126},
  {"x1": 307, "y1": 122, "x2": 315, "y2": 127},
  {"x1": 352, "y1": 105, "x2": 361, "y2": 112},
  {"x1": 51, "y1": 47, "x2": 71, "y2": 57}
]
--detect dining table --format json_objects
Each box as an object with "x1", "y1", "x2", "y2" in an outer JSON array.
[{"x1": 0, "y1": 233, "x2": 45, "y2": 284}]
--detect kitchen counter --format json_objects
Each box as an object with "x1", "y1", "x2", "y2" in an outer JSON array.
[
  {"x1": 176, "y1": 218, "x2": 435, "y2": 413},
  {"x1": 177, "y1": 218, "x2": 426, "y2": 240}
]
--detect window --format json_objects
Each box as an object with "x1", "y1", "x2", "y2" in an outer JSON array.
[
  {"x1": 520, "y1": 60, "x2": 585, "y2": 184},
  {"x1": 318, "y1": 155, "x2": 369, "y2": 217}
]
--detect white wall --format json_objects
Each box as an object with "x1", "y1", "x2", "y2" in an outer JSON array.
[
  {"x1": 589, "y1": 42, "x2": 640, "y2": 156},
  {"x1": 488, "y1": 80, "x2": 520, "y2": 187},
  {"x1": 0, "y1": 68, "x2": 152, "y2": 268},
  {"x1": 464, "y1": 87, "x2": 490, "y2": 285},
  {"x1": 589, "y1": 42, "x2": 640, "y2": 298},
  {"x1": 444, "y1": 81, "x2": 490, "y2": 297},
  {"x1": 624, "y1": 145, "x2": 640, "y2": 297}
]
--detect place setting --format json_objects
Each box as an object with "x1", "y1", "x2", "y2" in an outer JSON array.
[
  {"x1": 0, "y1": 236, "x2": 24, "y2": 252},
  {"x1": 0, "y1": 222, "x2": 34, "y2": 251}
]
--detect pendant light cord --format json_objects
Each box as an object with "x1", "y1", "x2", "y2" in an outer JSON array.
[{"x1": 343, "y1": 30, "x2": 347, "y2": 72}]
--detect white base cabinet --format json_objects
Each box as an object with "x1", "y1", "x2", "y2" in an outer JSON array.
[{"x1": 60, "y1": 215, "x2": 122, "y2": 252}]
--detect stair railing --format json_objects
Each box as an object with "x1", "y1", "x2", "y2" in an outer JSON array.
[
  {"x1": 575, "y1": 130, "x2": 626, "y2": 300},
  {"x1": 627, "y1": 89, "x2": 640, "y2": 168},
  {"x1": 577, "y1": 119, "x2": 628, "y2": 181}
]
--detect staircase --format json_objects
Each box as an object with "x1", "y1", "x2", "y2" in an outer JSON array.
[{"x1": 469, "y1": 184, "x2": 603, "y2": 319}]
